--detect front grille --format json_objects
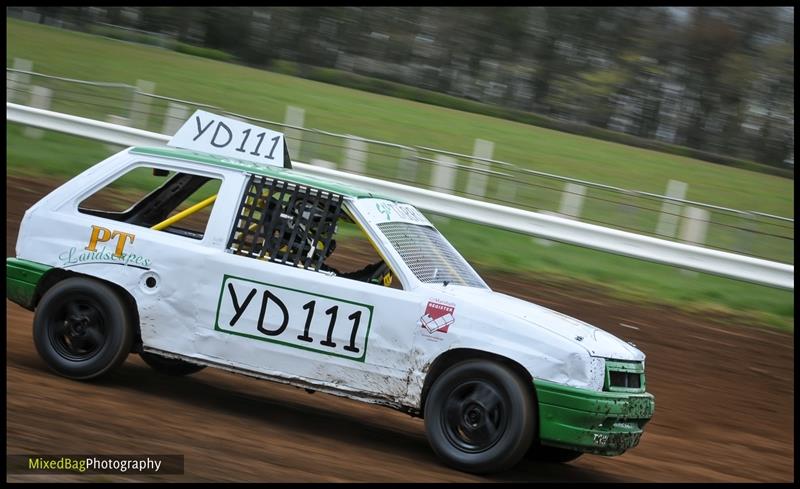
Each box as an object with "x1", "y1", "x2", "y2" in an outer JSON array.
[
  {"x1": 604, "y1": 360, "x2": 645, "y2": 392},
  {"x1": 609, "y1": 371, "x2": 641, "y2": 389}
]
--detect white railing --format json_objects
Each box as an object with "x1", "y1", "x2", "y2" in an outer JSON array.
[{"x1": 7, "y1": 102, "x2": 794, "y2": 290}]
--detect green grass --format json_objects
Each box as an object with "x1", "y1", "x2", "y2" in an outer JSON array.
[{"x1": 5, "y1": 19, "x2": 794, "y2": 331}]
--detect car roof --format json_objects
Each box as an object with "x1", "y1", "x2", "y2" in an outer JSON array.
[{"x1": 130, "y1": 146, "x2": 397, "y2": 201}]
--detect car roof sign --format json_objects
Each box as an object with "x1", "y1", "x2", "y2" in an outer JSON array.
[{"x1": 168, "y1": 109, "x2": 290, "y2": 169}]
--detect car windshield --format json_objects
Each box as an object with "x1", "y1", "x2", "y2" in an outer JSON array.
[
  {"x1": 351, "y1": 198, "x2": 488, "y2": 289},
  {"x1": 376, "y1": 221, "x2": 488, "y2": 288}
]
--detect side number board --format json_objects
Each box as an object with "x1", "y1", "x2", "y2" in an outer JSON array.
[{"x1": 215, "y1": 275, "x2": 374, "y2": 362}]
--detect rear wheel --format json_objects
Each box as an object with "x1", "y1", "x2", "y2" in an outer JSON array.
[
  {"x1": 140, "y1": 351, "x2": 206, "y2": 376},
  {"x1": 424, "y1": 360, "x2": 535, "y2": 474},
  {"x1": 33, "y1": 277, "x2": 133, "y2": 380}
]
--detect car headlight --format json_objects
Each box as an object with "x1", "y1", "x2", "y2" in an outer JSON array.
[{"x1": 588, "y1": 356, "x2": 606, "y2": 391}]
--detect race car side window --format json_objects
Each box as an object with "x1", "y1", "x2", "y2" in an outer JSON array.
[
  {"x1": 226, "y1": 175, "x2": 401, "y2": 289},
  {"x1": 78, "y1": 165, "x2": 222, "y2": 240},
  {"x1": 227, "y1": 174, "x2": 343, "y2": 271}
]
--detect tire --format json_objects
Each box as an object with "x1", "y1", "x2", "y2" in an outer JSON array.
[
  {"x1": 140, "y1": 351, "x2": 206, "y2": 376},
  {"x1": 528, "y1": 443, "x2": 584, "y2": 463},
  {"x1": 424, "y1": 360, "x2": 535, "y2": 474},
  {"x1": 33, "y1": 277, "x2": 134, "y2": 380}
]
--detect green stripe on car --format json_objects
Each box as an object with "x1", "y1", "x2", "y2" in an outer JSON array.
[{"x1": 6, "y1": 258, "x2": 52, "y2": 309}]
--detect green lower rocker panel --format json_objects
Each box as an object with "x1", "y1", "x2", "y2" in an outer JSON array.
[
  {"x1": 6, "y1": 258, "x2": 52, "y2": 309},
  {"x1": 534, "y1": 378, "x2": 655, "y2": 456}
]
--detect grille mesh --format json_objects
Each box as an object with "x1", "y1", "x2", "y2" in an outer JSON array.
[
  {"x1": 609, "y1": 371, "x2": 642, "y2": 389},
  {"x1": 376, "y1": 222, "x2": 486, "y2": 288},
  {"x1": 227, "y1": 175, "x2": 343, "y2": 271}
]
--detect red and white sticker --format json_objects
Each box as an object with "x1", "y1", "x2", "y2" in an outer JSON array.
[{"x1": 420, "y1": 300, "x2": 455, "y2": 334}]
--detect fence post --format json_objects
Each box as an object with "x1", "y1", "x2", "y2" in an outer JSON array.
[
  {"x1": 429, "y1": 154, "x2": 458, "y2": 226},
  {"x1": 678, "y1": 206, "x2": 709, "y2": 277},
  {"x1": 431, "y1": 155, "x2": 457, "y2": 194},
  {"x1": 284, "y1": 105, "x2": 305, "y2": 160},
  {"x1": 679, "y1": 206, "x2": 709, "y2": 245},
  {"x1": 23, "y1": 86, "x2": 52, "y2": 139},
  {"x1": 130, "y1": 79, "x2": 155, "y2": 130},
  {"x1": 535, "y1": 183, "x2": 586, "y2": 246},
  {"x1": 558, "y1": 182, "x2": 586, "y2": 219},
  {"x1": 655, "y1": 179, "x2": 688, "y2": 237},
  {"x1": 7, "y1": 58, "x2": 33, "y2": 104},
  {"x1": 466, "y1": 138, "x2": 494, "y2": 198},
  {"x1": 343, "y1": 137, "x2": 367, "y2": 174},
  {"x1": 162, "y1": 102, "x2": 189, "y2": 136}
]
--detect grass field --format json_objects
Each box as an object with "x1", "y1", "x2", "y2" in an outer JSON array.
[{"x1": 5, "y1": 19, "x2": 794, "y2": 331}]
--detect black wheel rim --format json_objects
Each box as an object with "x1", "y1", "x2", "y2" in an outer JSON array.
[
  {"x1": 46, "y1": 294, "x2": 107, "y2": 361},
  {"x1": 441, "y1": 380, "x2": 508, "y2": 453}
]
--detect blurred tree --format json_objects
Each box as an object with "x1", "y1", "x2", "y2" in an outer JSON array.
[{"x1": 200, "y1": 7, "x2": 253, "y2": 58}]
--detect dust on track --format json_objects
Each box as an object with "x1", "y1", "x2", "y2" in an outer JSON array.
[{"x1": 5, "y1": 176, "x2": 794, "y2": 482}]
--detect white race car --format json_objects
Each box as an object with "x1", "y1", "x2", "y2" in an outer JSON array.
[{"x1": 7, "y1": 112, "x2": 654, "y2": 474}]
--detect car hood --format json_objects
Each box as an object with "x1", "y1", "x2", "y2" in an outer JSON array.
[{"x1": 431, "y1": 285, "x2": 645, "y2": 361}]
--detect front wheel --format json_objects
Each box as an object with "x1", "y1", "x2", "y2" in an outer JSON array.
[
  {"x1": 424, "y1": 360, "x2": 535, "y2": 474},
  {"x1": 33, "y1": 277, "x2": 134, "y2": 380}
]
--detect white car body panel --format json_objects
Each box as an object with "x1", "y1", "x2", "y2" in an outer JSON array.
[{"x1": 15, "y1": 147, "x2": 646, "y2": 411}]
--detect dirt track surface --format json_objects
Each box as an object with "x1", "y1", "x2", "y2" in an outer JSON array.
[{"x1": 6, "y1": 176, "x2": 794, "y2": 482}]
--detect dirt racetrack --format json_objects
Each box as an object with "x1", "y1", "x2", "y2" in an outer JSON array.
[{"x1": 6, "y1": 176, "x2": 794, "y2": 482}]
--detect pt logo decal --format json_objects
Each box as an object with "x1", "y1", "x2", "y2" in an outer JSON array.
[
  {"x1": 420, "y1": 300, "x2": 455, "y2": 334},
  {"x1": 85, "y1": 225, "x2": 135, "y2": 258},
  {"x1": 58, "y1": 225, "x2": 151, "y2": 269}
]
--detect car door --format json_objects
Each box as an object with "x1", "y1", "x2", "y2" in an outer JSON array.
[{"x1": 197, "y1": 174, "x2": 423, "y2": 400}]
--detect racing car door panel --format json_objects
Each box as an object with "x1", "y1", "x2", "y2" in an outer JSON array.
[
  {"x1": 152, "y1": 173, "x2": 423, "y2": 398},
  {"x1": 202, "y1": 255, "x2": 422, "y2": 399}
]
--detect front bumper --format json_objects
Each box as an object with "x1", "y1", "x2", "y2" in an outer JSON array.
[{"x1": 534, "y1": 378, "x2": 655, "y2": 456}]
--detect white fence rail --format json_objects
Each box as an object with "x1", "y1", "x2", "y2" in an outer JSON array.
[{"x1": 7, "y1": 102, "x2": 794, "y2": 290}]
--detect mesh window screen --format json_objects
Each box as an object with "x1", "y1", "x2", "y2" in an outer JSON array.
[
  {"x1": 376, "y1": 222, "x2": 487, "y2": 288},
  {"x1": 227, "y1": 175, "x2": 344, "y2": 271}
]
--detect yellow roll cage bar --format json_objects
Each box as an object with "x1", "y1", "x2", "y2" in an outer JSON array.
[{"x1": 150, "y1": 194, "x2": 217, "y2": 231}]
